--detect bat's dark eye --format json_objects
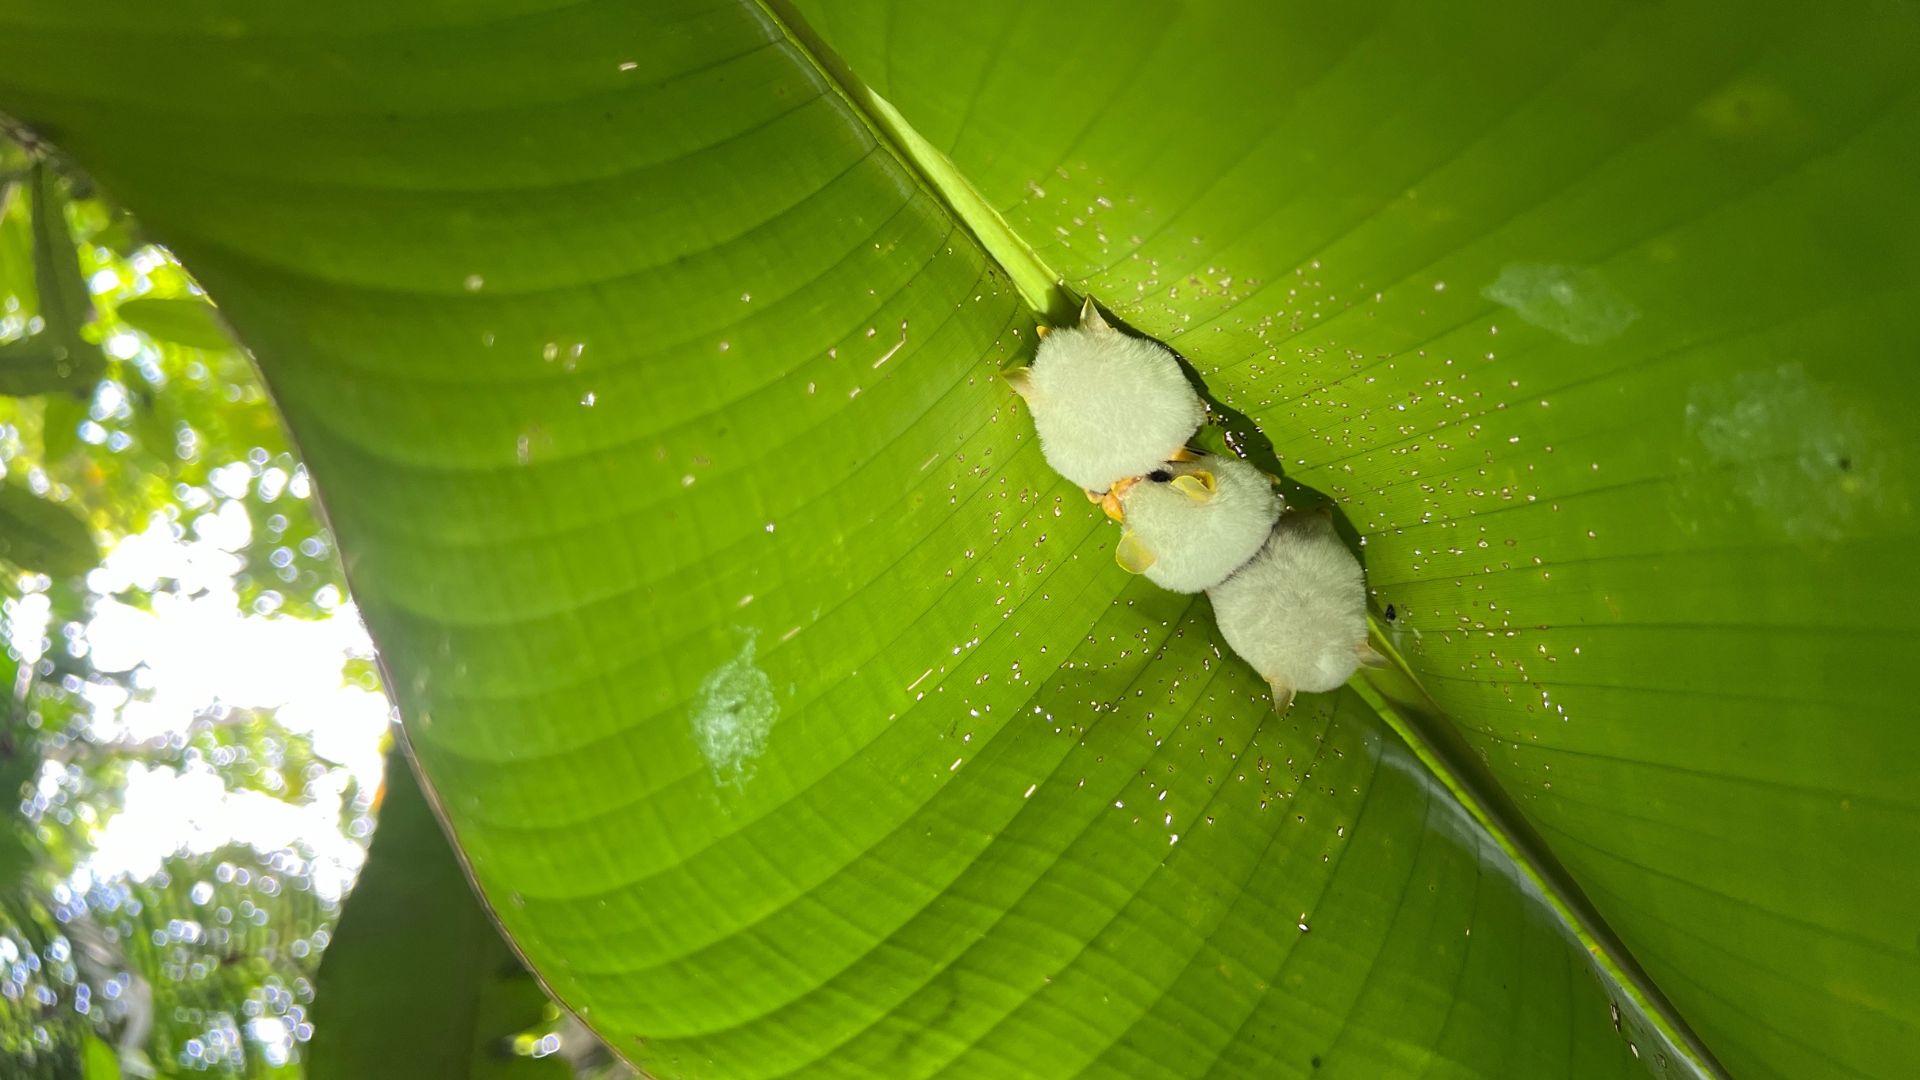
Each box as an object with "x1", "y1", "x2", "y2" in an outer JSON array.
[{"x1": 1148, "y1": 469, "x2": 1172, "y2": 482}]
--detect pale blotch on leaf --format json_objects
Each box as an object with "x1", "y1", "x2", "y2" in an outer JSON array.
[
  {"x1": 1481, "y1": 263, "x2": 1639, "y2": 346},
  {"x1": 690, "y1": 629, "x2": 777, "y2": 788},
  {"x1": 1680, "y1": 362, "x2": 1905, "y2": 543},
  {"x1": 1693, "y1": 79, "x2": 1807, "y2": 146}
]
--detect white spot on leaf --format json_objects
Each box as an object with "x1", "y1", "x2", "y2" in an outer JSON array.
[
  {"x1": 1681, "y1": 363, "x2": 1904, "y2": 542},
  {"x1": 690, "y1": 630, "x2": 777, "y2": 787},
  {"x1": 1482, "y1": 263, "x2": 1638, "y2": 345}
]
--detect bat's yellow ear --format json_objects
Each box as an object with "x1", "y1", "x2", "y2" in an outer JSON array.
[
  {"x1": 1114, "y1": 530, "x2": 1156, "y2": 573},
  {"x1": 1170, "y1": 470, "x2": 1217, "y2": 501},
  {"x1": 1079, "y1": 295, "x2": 1113, "y2": 333},
  {"x1": 1268, "y1": 679, "x2": 1296, "y2": 713},
  {"x1": 1355, "y1": 642, "x2": 1388, "y2": 669},
  {"x1": 1004, "y1": 366, "x2": 1035, "y2": 401},
  {"x1": 1034, "y1": 324, "x2": 1052, "y2": 339},
  {"x1": 1100, "y1": 475, "x2": 1139, "y2": 522},
  {"x1": 1168, "y1": 446, "x2": 1203, "y2": 462}
]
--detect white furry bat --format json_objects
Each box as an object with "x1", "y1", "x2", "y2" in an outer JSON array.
[
  {"x1": 1005, "y1": 297, "x2": 1206, "y2": 493},
  {"x1": 1105, "y1": 453, "x2": 1281, "y2": 593},
  {"x1": 1104, "y1": 452, "x2": 1384, "y2": 709},
  {"x1": 1208, "y1": 510, "x2": 1384, "y2": 711}
]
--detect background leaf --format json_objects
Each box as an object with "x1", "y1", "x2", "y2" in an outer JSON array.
[
  {"x1": 80, "y1": 1036, "x2": 121, "y2": 1080},
  {"x1": 0, "y1": 162, "x2": 104, "y2": 396},
  {"x1": 26, "y1": 161, "x2": 103, "y2": 390},
  {"x1": 0, "y1": 479, "x2": 97, "y2": 576},
  {"x1": 310, "y1": 740, "x2": 566, "y2": 1080},
  {"x1": 115, "y1": 296, "x2": 233, "y2": 351},
  {"x1": 0, "y1": 731, "x2": 36, "y2": 895},
  {"x1": 0, "y1": 338, "x2": 70, "y2": 397}
]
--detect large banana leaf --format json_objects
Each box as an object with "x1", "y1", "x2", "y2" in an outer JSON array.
[{"x1": 1, "y1": 2, "x2": 1912, "y2": 1078}]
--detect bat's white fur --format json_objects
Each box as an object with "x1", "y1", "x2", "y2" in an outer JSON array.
[
  {"x1": 1208, "y1": 511, "x2": 1370, "y2": 703},
  {"x1": 1116, "y1": 454, "x2": 1282, "y2": 593},
  {"x1": 1013, "y1": 303, "x2": 1206, "y2": 491}
]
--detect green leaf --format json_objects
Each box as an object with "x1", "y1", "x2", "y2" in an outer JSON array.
[
  {"x1": 0, "y1": 480, "x2": 97, "y2": 577},
  {"x1": 0, "y1": 175, "x2": 20, "y2": 291},
  {"x1": 80, "y1": 1036, "x2": 120, "y2": 1080},
  {"x1": 37, "y1": 391, "x2": 84, "y2": 462},
  {"x1": 26, "y1": 161, "x2": 103, "y2": 389},
  {"x1": 311, "y1": 741, "x2": 567, "y2": 1080},
  {"x1": 2, "y1": 2, "x2": 1913, "y2": 1079},
  {"x1": 115, "y1": 296, "x2": 233, "y2": 351},
  {"x1": 0, "y1": 734, "x2": 37, "y2": 895},
  {"x1": 0, "y1": 177, "x2": 73, "y2": 396},
  {"x1": 795, "y1": 3, "x2": 1920, "y2": 1077},
  {"x1": 0, "y1": 337, "x2": 70, "y2": 397}
]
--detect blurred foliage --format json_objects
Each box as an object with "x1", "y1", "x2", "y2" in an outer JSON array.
[
  {"x1": 0, "y1": 844, "x2": 344, "y2": 1078},
  {"x1": 0, "y1": 151, "x2": 338, "y2": 619},
  {"x1": 0, "y1": 133, "x2": 363, "y2": 1077}
]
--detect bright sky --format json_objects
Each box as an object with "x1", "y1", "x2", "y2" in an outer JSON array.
[{"x1": 25, "y1": 514, "x2": 392, "y2": 898}]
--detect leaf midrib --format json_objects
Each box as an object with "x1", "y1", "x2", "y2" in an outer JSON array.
[{"x1": 756, "y1": 0, "x2": 1071, "y2": 326}]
